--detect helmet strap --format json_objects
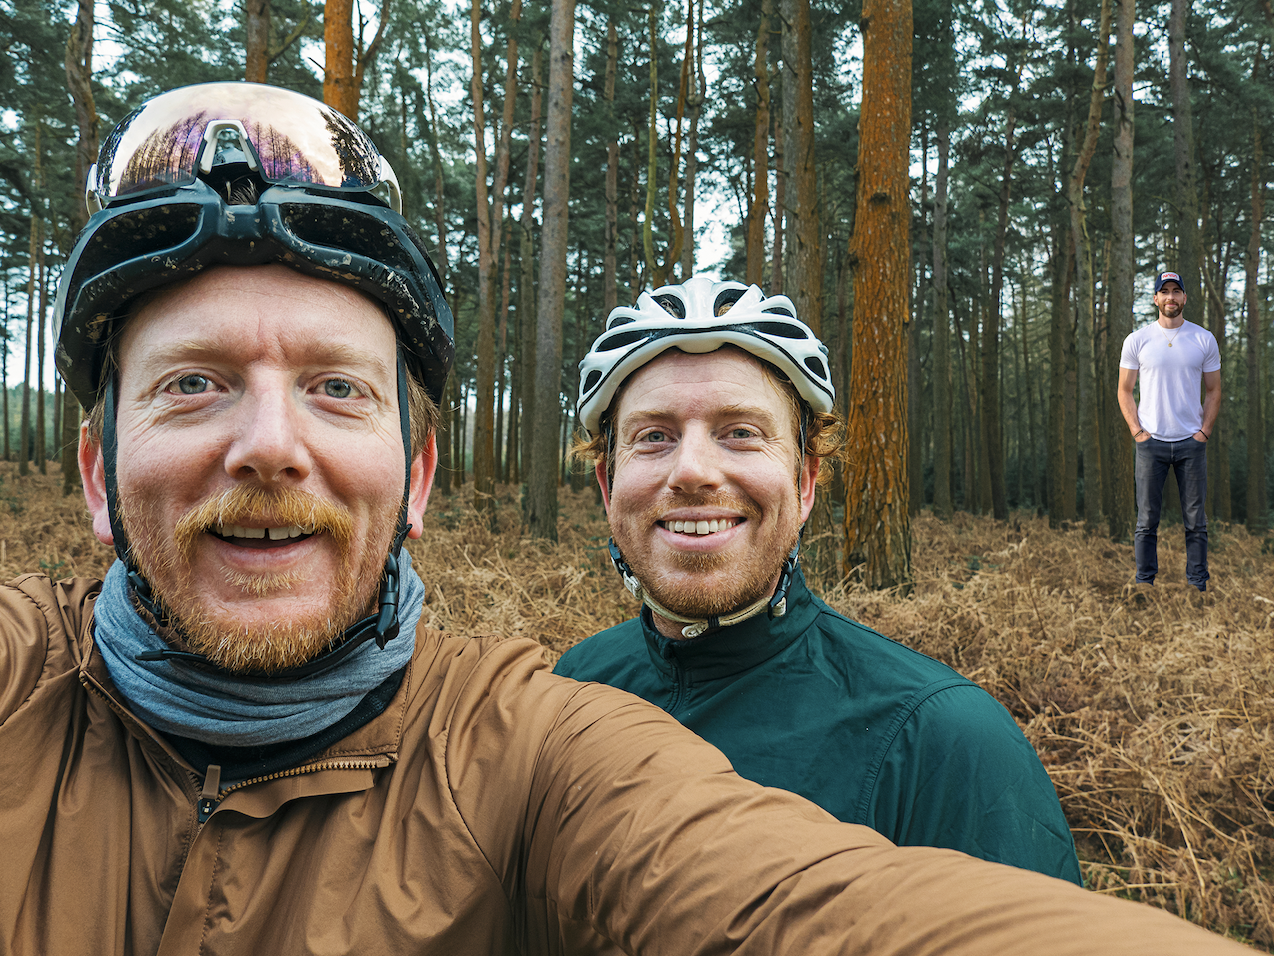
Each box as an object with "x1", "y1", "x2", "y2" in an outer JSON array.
[{"x1": 101, "y1": 376, "x2": 135, "y2": 568}]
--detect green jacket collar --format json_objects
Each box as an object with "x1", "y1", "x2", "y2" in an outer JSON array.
[{"x1": 641, "y1": 568, "x2": 820, "y2": 680}]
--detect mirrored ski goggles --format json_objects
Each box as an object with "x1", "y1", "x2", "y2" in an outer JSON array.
[{"x1": 88, "y1": 82, "x2": 401, "y2": 214}]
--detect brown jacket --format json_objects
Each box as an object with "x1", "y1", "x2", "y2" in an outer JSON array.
[{"x1": 0, "y1": 573, "x2": 1252, "y2": 955}]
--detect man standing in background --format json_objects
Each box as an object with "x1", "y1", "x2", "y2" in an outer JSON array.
[{"x1": 1118, "y1": 270, "x2": 1221, "y2": 591}]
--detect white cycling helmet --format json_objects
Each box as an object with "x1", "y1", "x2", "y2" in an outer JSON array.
[{"x1": 577, "y1": 276, "x2": 834, "y2": 435}]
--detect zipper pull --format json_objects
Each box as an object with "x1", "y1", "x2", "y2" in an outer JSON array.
[{"x1": 198, "y1": 764, "x2": 222, "y2": 823}]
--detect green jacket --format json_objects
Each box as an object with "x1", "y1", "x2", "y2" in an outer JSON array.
[{"x1": 555, "y1": 570, "x2": 1083, "y2": 885}]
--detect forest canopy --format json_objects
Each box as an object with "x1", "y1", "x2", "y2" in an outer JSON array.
[{"x1": 0, "y1": 0, "x2": 1269, "y2": 579}]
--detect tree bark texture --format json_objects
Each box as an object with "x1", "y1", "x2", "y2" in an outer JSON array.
[
  {"x1": 36, "y1": 240, "x2": 47, "y2": 475},
  {"x1": 908, "y1": 124, "x2": 927, "y2": 517},
  {"x1": 781, "y1": 0, "x2": 822, "y2": 332},
  {"x1": 1245, "y1": 113, "x2": 1267, "y2": 532},
  {"x1": 844, "y1": 0, "x2": 913, "y2": 591},
  {"x1": 770, "y1": 104, "x2": 785, "y2": 294},
  {"x1": 604, "y1": 19, "x2": 619, "y2": 315},
  {"x1": 1106, "y1": 0, "x2": 1136, "y2": 542},
  {"x1": 1168, "y1": 0, "x2": 1204, "y2": 328},
  {"x1": 245, "y1": 0, "x2": 269, "y2": 83},
  {"x1": 746, "y1": 0, "x2": 773, "y2": 286},
  {"x1": 323, "y1": 0, "x2": 389, "y2": 119},
  {"x1": 528, "y1": 0, "x2": 574, "y2": 540},
  {"x1": 519, "y1": 42, "x2": 544, "y2": 514},
  {"x1": 64, "y1": 0, "x2": 96, "y2": 493},
  {"x1": 984, "y1": 97, "x2": 1017, "y2": 521},
  {"x1": 931, "y1": 116, "x2": 953, "y2": 518},
  {"x1": 470, "y1": 0, "x2": 520, "y2": 513},
  {"x1": 1067, "y1": 0, "x2": 1111, "y2": 525},
  {"x1": 680, "y1": 0, "x2": 705, "y2": 281}
]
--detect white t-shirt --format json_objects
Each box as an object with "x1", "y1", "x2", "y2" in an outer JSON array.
[{"x1": 1120, "y1": 319, "x2": 1221, "y2": 441}]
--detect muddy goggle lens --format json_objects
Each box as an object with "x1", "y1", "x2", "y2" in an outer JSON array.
[{"x1": 89, "y1": 82, "x2": 400, "y2": 214}]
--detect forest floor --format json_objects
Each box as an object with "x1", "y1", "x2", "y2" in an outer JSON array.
[{"x1": 3, "y1": 463, "x2": 1271, "y2": 948}]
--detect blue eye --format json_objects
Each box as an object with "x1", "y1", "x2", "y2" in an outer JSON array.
[
  {"x1": 324, "y1": 379, "x2": 355, "y2": 398},
  {"x1": 176, "y1": 374, "x2": 210, "y2": 394}
]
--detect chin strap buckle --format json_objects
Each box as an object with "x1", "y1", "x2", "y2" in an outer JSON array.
[{"x1": 375, "y1": 524, "x2": 412, "y2": 650}]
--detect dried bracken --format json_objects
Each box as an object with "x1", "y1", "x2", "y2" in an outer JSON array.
[{"x1": 4, "y1": 467, "x2": 1270, "y2": 948}]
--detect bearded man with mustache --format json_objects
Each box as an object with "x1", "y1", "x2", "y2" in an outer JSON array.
[{"x1": 556, "y1": 276, "x2": 1083, "y2": 885}]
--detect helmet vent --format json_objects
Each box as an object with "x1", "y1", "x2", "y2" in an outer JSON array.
[
  {"x1": 762, "y1": 306, "x2": 795, "y2": 318},
  {"x1": 805, "y1": 356, "x2": 829, "y2": 379},
  {"x1": 652, "y1": 294, "x2": 685, "y2": 318},
  {"x1": 582, "y1": 369, "x2": 602, "y2": 393},
  {"x1": 608, "y1": 314, "x2": 637, "y2": 327},
  {"x1": 751, "y1": 320, "x2": 808, "y2": 339},
  {"x1": 713, "y1": 289, "x2": 745, "y2": 315},
  {"x1": 598, "y1": 328, "x2": 649, "y2": 351}
]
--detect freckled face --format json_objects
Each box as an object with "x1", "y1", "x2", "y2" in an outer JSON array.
[
  {"x1": 81, "y1": 265, "x2": 432, "y2": 672},
  {"x1": 600, "y1": 348, "x2": 817, "y2": 627}
]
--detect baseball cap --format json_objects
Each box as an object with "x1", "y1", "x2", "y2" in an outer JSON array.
[{"x1": 1154, "y1": 271, "x2": 1184, "y2": 293}]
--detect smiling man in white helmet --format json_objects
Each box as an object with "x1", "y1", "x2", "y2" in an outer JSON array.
[
  {"x1": 0, "y1": 85, "x2": 1253, "y2": 956},
  {"x1": 557, "y1": 276, "x2": 1082, "y2": 885}
]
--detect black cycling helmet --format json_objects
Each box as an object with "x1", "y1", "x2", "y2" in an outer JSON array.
[
  {"x1": 54, "y1": 81, "x2": 454, "y2": 409},
  {"x1": 55, "y1": 82, "x2": 455, "y2": 676}
]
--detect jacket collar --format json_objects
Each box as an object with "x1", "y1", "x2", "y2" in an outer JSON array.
[{"x1": 640, "y1": 568, "x2": 818, "y2": 681}]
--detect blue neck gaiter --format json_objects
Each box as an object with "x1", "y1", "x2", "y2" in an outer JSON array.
[{"x1": 92, "y1": 551, "x2": 424, "y2": 747}]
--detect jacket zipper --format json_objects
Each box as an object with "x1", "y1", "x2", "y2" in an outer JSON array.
[
  {"x1": 196, "y1": 755, "x2": 393, "y2": 823},
  {"x1": 82, "y1": 673, "x2": 393, "y2": 833}
]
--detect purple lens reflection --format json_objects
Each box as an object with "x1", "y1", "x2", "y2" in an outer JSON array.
[{"x1": 94, "y1": 83, "x2": 383, "y2": 202}]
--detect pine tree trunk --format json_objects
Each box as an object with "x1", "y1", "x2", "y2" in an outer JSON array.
[
  {"x1": 770, "y1": 105, "x2": 785, "y2": 294},
  {"x1": 323, "y1": 0, "x2": 356, "y2": 115},
  {"x1": 680, "y1": 0, "x2": 704, "y2": 280},
  {"x1": 604, "y1": 19, "x2": 619, "y2": 315},
  {"x1": 1168, "y1": 0, "x2": 1204, "y2": 328},
  {"x1": 245, "y1": 0, "x2": 269, "y2": 82},
  {"x1": 20, "y1": 205, "x2": 39, "y2": 479},
  {"x1": 1106, "y1": 0, "x2": 1136, "y2": 543},
  {"x1": 519, "y1": 42, "x2": 543, "y2": 512},
  {"x1": 747, "y1": 0, "x2": 773, "y2": 286},
  {"x1": 497, "y1": 206, "x2": 513, "y2": 483},
  {"x1": 642, "y1": 5, "x2": 662, "y2": 287},
  {"x1": 782, "y1": 0, "x2": 821, "y2": 331},
  {"x1": 1018, "y1": 275, "x2": 1039, "y2": 507},
  {"x1": 1244, "y1": 115, "x2": 1267, "y2": 532},
  {"x1": 1060, "y1": 235, "x2": 1078, "y2": 520},
  {"x1": 984, "y1": 102, "x2": 1016, "y2": 520},
  {"x1": 931, "y1": 116, "x2": 953, "y2": 518},
  {"x1": 1068, "y1": 0, "x2": 1111, "y2": 525},
  {"x1": 471, "y1": 0, "x2": 521, "y2": 513},
  {"x1": 36, "y1": 242, "x2": 47, "y2": 475},
  {"x1": 844, "y1": 0, "x2": 913, "y2": 591},
  {"x1": 64, "y1": 0, "x2": 95, "y2": 492},
  {"x1": 423, "y1": 36, "x2": 452, "y2": 491},
  {"x1": 528, "y1": 0, "x2": 574, "y2": 540}
]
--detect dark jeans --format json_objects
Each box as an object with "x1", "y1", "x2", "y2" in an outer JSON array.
[{"x1": 1134, "y1": 437, "x2": 1209, "y2": 590}]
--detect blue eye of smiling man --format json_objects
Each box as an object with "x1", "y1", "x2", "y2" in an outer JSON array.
[{"x1": 176, "y1": 374, "x2": 210, "y2": 394}]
